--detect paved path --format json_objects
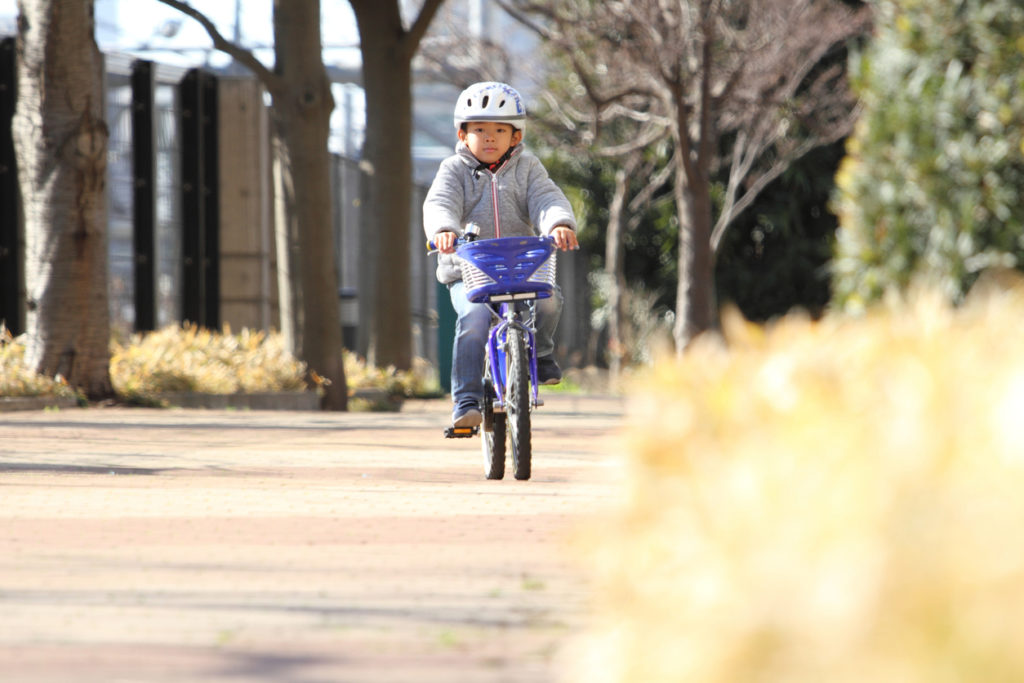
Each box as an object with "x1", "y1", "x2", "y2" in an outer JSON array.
[{"x1": 0, "y1": 395, "x2": 624, "y2": 683}]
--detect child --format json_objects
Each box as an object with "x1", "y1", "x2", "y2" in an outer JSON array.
[{"x1": 424, "y1": 82, "x2": 579, "y2": 428}]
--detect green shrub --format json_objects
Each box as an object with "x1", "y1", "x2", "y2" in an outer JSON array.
[{"x1": 833, "y1": 0, "x2": 1024, "y2": 310}]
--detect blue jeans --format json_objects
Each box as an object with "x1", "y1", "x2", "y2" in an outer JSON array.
[{"x1": 448, "y1": 281, "x2": 563, "y2": 412}]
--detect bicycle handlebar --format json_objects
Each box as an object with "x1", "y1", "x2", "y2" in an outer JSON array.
[
  {"x1": 427, "y1": 223, "x2": 482, "y2": 253},
  {"x1": 428, "y1": 222, "x2": 579, "y2": 254},
  {"x1": 428, "y1": 230, "x2": 569, "y2": 255}
]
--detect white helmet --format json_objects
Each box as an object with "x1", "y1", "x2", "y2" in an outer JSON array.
[{"x1": 453, "y1": 82, "x2": 526, "y2": 134}]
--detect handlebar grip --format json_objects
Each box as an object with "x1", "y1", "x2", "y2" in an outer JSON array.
[{"x1": 429, "y1": 224, "x2": 482, "y2": 253}]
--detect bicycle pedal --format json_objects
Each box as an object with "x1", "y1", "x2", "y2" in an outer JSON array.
[
  {"x1": 444, "y1": 425, "x2": 479, "y2": 439},
  {"x1": 534, "y1": 397, "x2": 545, "y2": 407}
]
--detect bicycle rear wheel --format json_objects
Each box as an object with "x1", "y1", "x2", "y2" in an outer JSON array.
[
  {"x1": 481, "y1": 375, "x2": 505, "y2": 480},
  {"x1": 505, "y1": 326, "x2": 532, "y2": 480}
]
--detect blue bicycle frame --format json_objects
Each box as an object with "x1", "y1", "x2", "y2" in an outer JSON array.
[
  {"x1": 429, "y1": 233, "x2": 557, "y2": 479},
  {"x1": 487, "y1": 302, "x2": 540, "y2": 409},
  {"x1": 456, "y1": 236, "x2": 557, "y2": 410}
]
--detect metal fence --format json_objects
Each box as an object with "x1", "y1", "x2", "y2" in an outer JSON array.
[
  {"x1": 103, "y1": 55, "x2": 442, "y2": 364},
  {"x1": 3, "y1": 48, "x2": 589, "y2": 373},
  {"x1": 0, "y1": 38, "x2": 19, "y2": 333},
  {"x1": 329, "y1": 154, "x2": 436, "y2": 364},
  {"x1": 106, "y1": 55, "x2": 188, "y2": 337}
]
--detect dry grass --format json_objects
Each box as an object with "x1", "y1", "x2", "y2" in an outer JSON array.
[
  {"x1": 110, "y1": 324, "x2": 308, "y2": 402},
  {"x1": 570, "y1": 280, "x2": 1024, "y2": 683},
  {"x1": 344, "y1": 353, "x2": 440, "y2": 399},
  {"x1": 0, "y1": 325, "x2": 79, "y2": 400},
  {"x1": 3, "y1": 323, "x2": 439, "y2": 408}
]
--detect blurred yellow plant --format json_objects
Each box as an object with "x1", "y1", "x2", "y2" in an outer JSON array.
[
  {"x1": 343, "y1": 352, "x2": 440, "y2": 399},
  {"x1": 570, "y1": 281, "x2": 1024, "y2": 683}
]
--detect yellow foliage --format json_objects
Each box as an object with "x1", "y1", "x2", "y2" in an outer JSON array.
[
  {"x1": 0, "y1": 325, "x2": 79, "y2": 399},
  {"x1": 3, "y1": 323, "x2": 439, "y2": 406},
  {"x1": 343, "y1": 352, "x2": 439, "y2": 398},
  {"x1": 570, "y1": 283, "x2": 1024, "y2": 683},
  {"x1": 110, "y1": 324, "x2": 308, "y2": 401}
]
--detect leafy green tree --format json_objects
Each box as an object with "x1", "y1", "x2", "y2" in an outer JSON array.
[
  {"x1": 543, "y1": 147, "x2": 676, "y2": 367},
  {"x1": 833, "y1": 0, "x2": 1024, "y2": 309},
  {"x1": 717, "y1": 141, "x2": 845, "y2": 321}
]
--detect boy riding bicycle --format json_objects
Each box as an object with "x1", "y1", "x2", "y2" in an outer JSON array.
[{"x1": 424, "y1": 82, "x2": 579, "y2": 429}]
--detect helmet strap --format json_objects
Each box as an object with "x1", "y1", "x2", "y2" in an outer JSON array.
[{"x1": 472, "y1": 144, "x2": 517, "y2": 178}]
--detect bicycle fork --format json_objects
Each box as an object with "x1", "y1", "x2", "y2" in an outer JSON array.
[{"x1": 487, "y1": 304, "x2": 542, "y2": 410}]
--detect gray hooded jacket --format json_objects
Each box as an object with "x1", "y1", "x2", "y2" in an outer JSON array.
[{"x1": 423, "y1": 142, "x2": 577, "y2": 284}]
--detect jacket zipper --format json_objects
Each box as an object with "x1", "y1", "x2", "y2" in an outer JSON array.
[{"x1": 489, "y1": 172, "x2": 502, "y2": 238}]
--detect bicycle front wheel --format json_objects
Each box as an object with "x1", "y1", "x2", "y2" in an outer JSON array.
[
  {"x1": 481, "y1": 375, "x2": 505, "y2": 480},
  {"x1": 505, "y1": 326, "x2": 532, "y2": 480}
]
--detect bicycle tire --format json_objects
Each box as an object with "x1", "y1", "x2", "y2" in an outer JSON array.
[
  {"x1": 481, "y1": 376, "x2": 505, "y2": 480},
  {"x1": 505, "y1": 326, "x2": 532, "y2": 480}
]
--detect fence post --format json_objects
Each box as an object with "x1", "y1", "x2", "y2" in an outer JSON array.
[
  {"x1": 201, "y1": 71, "x2": 219, "y2": 328},
  {"x1": 0, "y1": 37, "x2": 20, "y2": 335},
  {"x1": 131, "y1": 59, "x2": 156, "y2": 332},
  {"x1": 218, "y1": 76, "x2": 273, "y2": 332},
  {"x1": 178, "y1": 68, "x2": 220, "y2": 329},
  {"x1": 436, "y1": 280, "x2": 455, "y2": 394}
]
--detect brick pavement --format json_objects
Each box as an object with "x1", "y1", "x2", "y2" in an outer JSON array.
[{"x1": 0, "y1": 395, "x2": 625, "y2": 683}]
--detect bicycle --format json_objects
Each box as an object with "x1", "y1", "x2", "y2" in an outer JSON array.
[{"x1": 429, "y1": 228, "x2": 558, "y2": 480}]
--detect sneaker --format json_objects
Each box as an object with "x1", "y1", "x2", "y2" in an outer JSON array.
[
  {"x1": 452, "y1": 405, "x2": 482, "y2": 428},
  {"x1": 536, "y1": 356, "x2": 562, "y2": 385}
]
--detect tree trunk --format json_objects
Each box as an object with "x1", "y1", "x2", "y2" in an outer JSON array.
[
  {"x1": 13, "y1": 0, "x2": 112, "y2": 399},
  {"x1": 604, "y1": 163, "x2": 630, "y2": 382},
  {"x1": 272, "y1": 135, "x2": 300, "y2": 356},
  {"x1": 673, "y1": 147, "x2": 717, "y2": 352},
  {"x1": 361, "y1": 58, "x2": 413, "y2": 370},
  {"x1": 351, "y1": 1, "x2": 414, "y2": 371},
  {"x1": 272, "y1": 0, "x2": 347, "y2": 410}
]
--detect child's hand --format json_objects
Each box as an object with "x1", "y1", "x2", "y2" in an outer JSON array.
[
  {"x1": 434, "y1": 231, "x2": 458, "y2": 254},
  {"x1": 550, "y1": 226, "x2": 579, "y2": 251}
]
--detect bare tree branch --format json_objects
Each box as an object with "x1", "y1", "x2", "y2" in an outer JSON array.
[
  {"x1": 406, "y1": 0, "x2": 446, "y2": 54},
  {"x1": 596, "y1": 125, "x2": 669, "y2": 158},
  {"x1": 493, "y1": 0, "x2": 558, "y2": 41},
  {"x1": 502, "y1": 0, "x2": 872, "y2": 348},
  {"x1": 155, "y1": 0, "x2": 281, "y2": 91},
  {"x1": 628, "y1": 160, "x2": 674, "y2": 214},
  {"x1": 711, "y1": 101, "x2": 862, "y2": 250}
]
